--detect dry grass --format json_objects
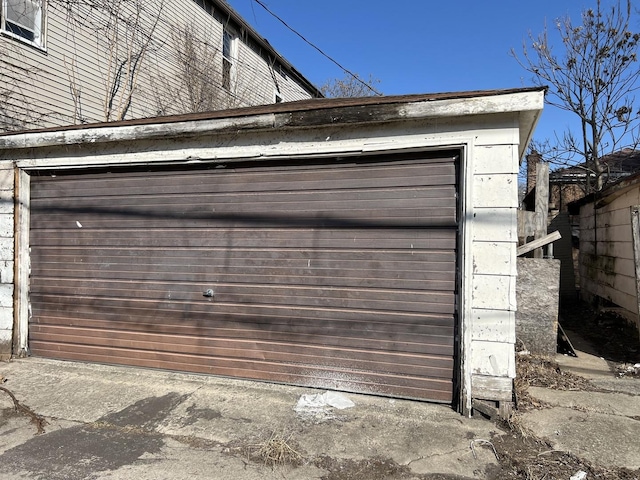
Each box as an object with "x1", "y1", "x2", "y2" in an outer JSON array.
[
  {"x1": 507, "y1": 353, "x2": 598, "y2": 438},
  {"x1": 514, "y1": 353, "x2": 595, "y2": 412},
  {"x1": 227, "y1": 430, "x2": 305, "y2": 467}
]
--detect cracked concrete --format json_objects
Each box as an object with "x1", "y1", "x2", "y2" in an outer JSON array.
[
  {"x1": 0, "y1": 358, "x2": 500, "y2": 479},
  {"x1": 520, "y1": 348, "x2": 640, "y2": 471}
]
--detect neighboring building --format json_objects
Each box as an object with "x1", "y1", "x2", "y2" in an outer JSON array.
[
  {"x1": 0, "y1": 0, "x2": 321, "y2": 132},
  {"x1": 524, "y1": 149, "x2": 640, "y2": 213},
  {"x1": 522, "y1": 149, "x2": 640, "y2": 304},
  {"x1": 569, "y1": 172, "x2": 640, "y2": 337},
  {"x1": 0, "y1": 87, "x2": 545, "y2": 415}
]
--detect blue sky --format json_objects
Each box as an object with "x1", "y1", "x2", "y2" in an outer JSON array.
[{"x1": 227, "y1": 0, "x2": 627, "y2": 151}]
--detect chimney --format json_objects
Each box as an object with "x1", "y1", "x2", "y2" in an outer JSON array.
[{"x1": 526, "y1": 151, "x2": 542, "y2": 197}]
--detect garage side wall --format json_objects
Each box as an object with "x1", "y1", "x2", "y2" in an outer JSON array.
[
  {"x1": 0, "y1": 160, "x2": 14, "y2": 359},
  {"x1": 468, "y1": 144, "x2": 518, "y2": 402},
  {"x1": 579, "y1": 187, "x2": 640, "y2": 333}
]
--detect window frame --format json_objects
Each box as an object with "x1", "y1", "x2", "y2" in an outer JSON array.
[
  {"x1": 222, "y1": 27, "x2": 237, "y2": 92},
  {"x1": 0, "y1": 0, "x2": 46, "y2": 49}
]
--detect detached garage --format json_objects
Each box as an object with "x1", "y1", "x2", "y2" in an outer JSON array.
[{"x1": 0, "y1": 88, "x2": 544, "y2": 414}]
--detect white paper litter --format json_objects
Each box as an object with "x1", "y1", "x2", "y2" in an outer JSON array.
[
  {"x1": 294, "y1": 391, "x2": 355, "y2": 413},
  {"x1": 570, "y1": 471, "x2": 587, "y2": 480}
]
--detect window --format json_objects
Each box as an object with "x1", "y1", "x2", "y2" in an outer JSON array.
[
  {"x1": 222, "y1": 28, "x2": 237, "y2": 91},
  {"x1": 1, "y1": 0, "x2": 45, "y2": 47}
]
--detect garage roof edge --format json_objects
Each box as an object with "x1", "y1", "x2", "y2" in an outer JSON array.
[{"x1": 0, "y1": 87, "x2": 545, "y2": 151}]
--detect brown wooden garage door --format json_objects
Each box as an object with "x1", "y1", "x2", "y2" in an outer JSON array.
[{"x1": 28, "y1": 152, "x2": 459, "y2": 403}]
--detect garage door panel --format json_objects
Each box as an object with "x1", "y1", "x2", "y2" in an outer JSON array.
[
  {"x1": 30, "y1": 271, "x2": 455, "y2": 292},
  {"x1": 31, "y1": 210, "x2": 458, "y2": 231},
  {"x1": 30, "y1": 279, "x2": 455, "y2": 311},
  {"x1": 30, "y1": 229, "x2": 456, "y2": 251},
  {"x1": 31, "y1": 247, "x2": 456, "y2": 281},
  {"x1": 31, "y1": 295, "x2": 455, "y2": 317},
  {"x1": 30, "y1": 325, "x2": 455, "y2": 377},
  {"x1": 30, "y1": 343, "x2": 453, "y2": 403},
  {"x1": 30, "y1": 186, "x2": 457, "y2": 211},
  {"x1": 31, "y1": 259, "x2": 457, "y2": 279},
  {"x1": 29, "y1": 153, "x2": 459, "y2": 403},
  {"x1": 30, "y1": 301, "x2": 456, "y2": 350},
  {"x1": 27, "y1": 341, "x2": 454, "y2": 402},
  {"x1": 30, "y1": 173, "x2": 456, "y2": 199},
  {"x1": 32, "y1": 295, "x2": 456, "y2": 327},
  {"x1": 30, "y1": 162, "x2": 455, "y2": 198}
]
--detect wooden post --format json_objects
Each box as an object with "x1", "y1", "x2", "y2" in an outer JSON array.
[
  {"x1": 534, "y1": 163, "x2": 549, "y2": 258},
  {"x1": 517, "y1": 210, "x2": 538, "y2": 243},
  {"x1": 629, "y1": 206, "x2": 640, "y2": 338},
  {"x1": 13, "y1": 169, "x2": 30, "y2": 356}
]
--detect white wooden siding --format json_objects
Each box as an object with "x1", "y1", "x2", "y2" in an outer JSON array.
[
  {"x1": 0, "y1": 0, "x2": 316, "y2": 131},
  {"x1": 579, "y1": 186, "x2": 640, "y2": 318},
  {"x1": 469, "y1": 143, "x2": 519, "y2": 390},
  {"x1": 0, "y1": 160, "x2": 14, "y2": 358}
]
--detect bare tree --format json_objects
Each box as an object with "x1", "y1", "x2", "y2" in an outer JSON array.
[
  {"x1": 514, "y1": 0, "x2": 640, "y2": 191},
  {"x1": 151, "y1": 22, "x2": 256, "y2": 116},
  {"x1": 58, "y1": 0, "x2": 163, "y2": 122},
  {"x1": 153, "y1": 23, "x2": 226, "y2": 115},
  {"x1": 102, "y1": 0, "x2": 162, "y2": 121},
  {"x1": 321, "y1": 73, "x2": 382, "y2": 98}
]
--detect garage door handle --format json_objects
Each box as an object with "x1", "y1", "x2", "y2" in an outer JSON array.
[{"x1": 203, "y1": 289, "x2": 214, "y2": 298}]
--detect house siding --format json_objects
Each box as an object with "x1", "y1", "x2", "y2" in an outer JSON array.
[
  {"x1": 578, "y1": 189, "x2": 639, "y2": 323},
  {"x1": 0, "y1": 0, "x2": 318, "y2": 131}
]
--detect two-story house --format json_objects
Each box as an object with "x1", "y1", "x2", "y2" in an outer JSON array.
[{"x1": 0, "y1": 0, "x2": 322, "y2": 131}]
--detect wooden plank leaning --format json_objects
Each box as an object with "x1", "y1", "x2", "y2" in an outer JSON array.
[{"x1": 517, "y1": 230, "x2": 561, "y2": 257}]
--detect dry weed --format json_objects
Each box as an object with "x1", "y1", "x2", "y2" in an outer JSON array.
[
  {"x1": 515, "y1": 354, "x2": 595, "y2": 412},
  {"x1": 249, "y1": 430, "x2": 304, "y2": 467}
]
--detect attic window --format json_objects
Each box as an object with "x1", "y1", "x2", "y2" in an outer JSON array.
[
  {"x1": 1, "y1": 0, "x2": 45, "y2": 47},
  {"x1": 222, "y1": 28, "x2": 237, "y2": 91}
]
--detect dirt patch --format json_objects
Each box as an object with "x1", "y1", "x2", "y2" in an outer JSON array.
[
  {"x1": 489, "y1": 430, "x2": 639, "y2": 480},
  {"x1": 178, "y1": 404, "x2": 222, "y2": 427},
  {"x1": 501, "y1": 302, "x2": 640, "y2": 477},
  {"x1": 0, "y1": 384, "x2": 48, "y2": 434},
  {"x1": 514, "y1": 354, "x2": 596, "y2": 412},
  {"x1": 314, "y1": 455, "x2": 413, "y2": 480},
  {"x1": 560, "y1": 301, "x2": 640, "y2": 365}
]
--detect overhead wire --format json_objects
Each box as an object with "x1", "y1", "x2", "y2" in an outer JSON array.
[{"x1": 250, "y1": 0, "x2": 383, "y2": 96}]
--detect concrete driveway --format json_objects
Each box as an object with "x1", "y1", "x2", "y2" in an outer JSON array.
[{"x1": 0, "y1": 358, "x2": 502, "y2": 480}]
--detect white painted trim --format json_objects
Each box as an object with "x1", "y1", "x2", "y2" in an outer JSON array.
[
  {"x1": 14, "y1": 136, "x2": 476, "y2": 412},
  {"x1": 14, "y1": 168, "x2": 29, "y2": 354},
  {"x1": 0, "y1": 114, "x2": 278, "y2": 150},
  {"x1": 0, "y1": 90, "x2": 544, "y2": 152},
  {"x1": 14, "y1": 134, "x2": 479, "y2": 171},
  {"x1": 458, "y1": 139, "x2": 475, "y2": 416},
  {"x1": 401, "y1": 91, "x2": 543, "y2": 120}
]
